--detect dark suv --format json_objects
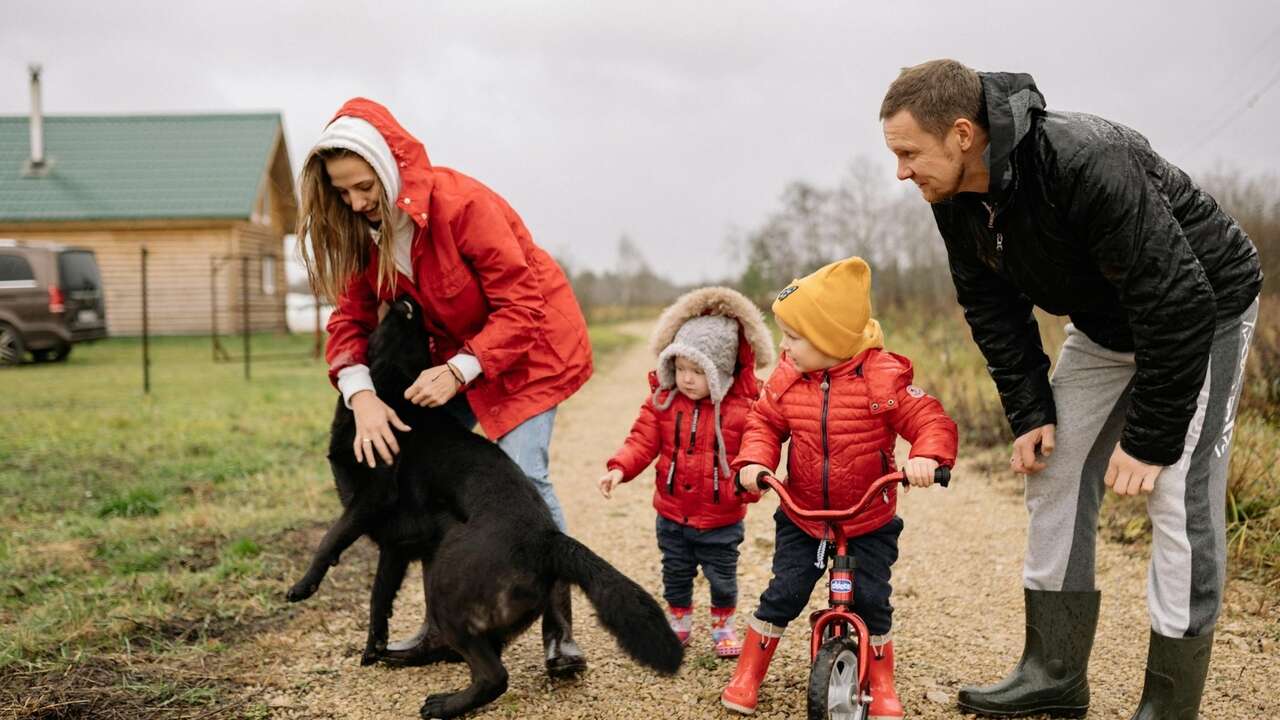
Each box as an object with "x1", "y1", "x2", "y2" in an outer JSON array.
[{"x1": 0, "y1": 239, "x2": 108, "y2": 365}]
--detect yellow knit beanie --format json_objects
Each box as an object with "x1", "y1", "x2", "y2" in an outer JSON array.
[{"x1": 771, "y1": 257, "x2": 885, "y2": 360}]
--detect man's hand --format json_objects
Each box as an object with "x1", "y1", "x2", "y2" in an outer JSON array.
[
  {"x1": 737, "y1": 464, "x2": 775, "y2": 493},
  {"x1": 598, "y1": 468, "x2": 624, "y2": 499},
  {"x1": 902, "y1": 457, "x2": 940, "y2": 492},
  {"x1": 404, "y1": 364, "x2": 461, "y2": 408},
  {"x1": 1104, "y1": 444, "x2": 1163, "y2": 496},
  {"x1": 1011, "y1": 424, "x2": 1056, "y2": 475}
]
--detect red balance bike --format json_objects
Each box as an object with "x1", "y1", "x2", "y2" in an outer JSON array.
[{"x1": 755, "y1": 466, "x2": 950, "y2": 720}]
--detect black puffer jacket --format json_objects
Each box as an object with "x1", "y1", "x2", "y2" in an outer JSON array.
[{"x1": 933, "y1": 72, "x2": 1262, "y2": 465}]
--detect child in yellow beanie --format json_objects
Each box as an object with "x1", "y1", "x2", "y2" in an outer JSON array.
[{"x1": 721, "y1": 257, "x2": 958, "y2": 719}]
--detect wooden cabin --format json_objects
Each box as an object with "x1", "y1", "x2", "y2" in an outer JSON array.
[{"x1": 0, "y1": 109, "x2": 297, "y2": 336}]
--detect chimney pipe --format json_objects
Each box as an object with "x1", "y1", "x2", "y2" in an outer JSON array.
[{"x1": 29, "y1": 63, "x2": 44, "y2": 168}]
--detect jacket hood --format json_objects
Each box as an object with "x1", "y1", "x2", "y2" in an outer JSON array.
[
  {"x1": 649, "y1": 286, "x2": 774, "y2": 401},
  {"x1": 649, "y1": 286, "x2": 774, "y2": 370},
  {"x1": 979, "y1": 72, "x2": 1046, "y2": 194},
  {"x1": 324, "y1": 98, "x2": 436, "y2": 229}
]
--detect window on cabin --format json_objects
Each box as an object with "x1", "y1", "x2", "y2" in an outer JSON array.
[{"x1": 261, "y1": 255, "x2": 276, "y2": 296}]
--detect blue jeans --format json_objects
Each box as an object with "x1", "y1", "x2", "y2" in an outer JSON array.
[
  {"x1": 445, "y1": 396, "x2": 567, "y2": 531},
  {"x1": 655, "y1": 516, "x2": 744, "y2": 609}
]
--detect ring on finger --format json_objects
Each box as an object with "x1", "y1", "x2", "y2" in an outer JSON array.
[{"x1": 362, "y1": 438, "x2": 373, "y2": 444}]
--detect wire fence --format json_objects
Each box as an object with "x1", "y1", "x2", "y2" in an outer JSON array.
[{"x1": 124, "y1": 247, "x2": 325, "y2": 393}]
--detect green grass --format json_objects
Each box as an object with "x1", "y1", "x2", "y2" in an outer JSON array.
[{"x1": 0, "y1": 324, "x2": 636, "y2": 674}]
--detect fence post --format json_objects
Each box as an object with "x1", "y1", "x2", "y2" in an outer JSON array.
[
  {"x1": 241, "y1": 255, "x2": 251, "y2": 380},
  {"x1": 141, "y1": 246, "x2": 150, "y2": 394},
  {"x1": 210, "y1": 256, "x2": 218, "y2": 363}
]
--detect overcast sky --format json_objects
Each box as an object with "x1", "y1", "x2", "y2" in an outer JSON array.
[{"x1": 4, "y1": 1, "x2": 1278, "y2": 283}]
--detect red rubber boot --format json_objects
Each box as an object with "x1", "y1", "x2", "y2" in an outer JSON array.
[
  {"x1": 721, "y1": 620, "x2": 783, "y2": 715},
  {"x1": 867, "y1": 638, "x2": 904, "y2": 720}
]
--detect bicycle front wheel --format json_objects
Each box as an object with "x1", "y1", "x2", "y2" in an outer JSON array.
[{"x1": 806, "y1": 636, "x2": 868, "y2": 720}]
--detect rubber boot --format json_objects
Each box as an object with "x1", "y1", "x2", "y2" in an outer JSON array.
[
  {"x1": 380, "y1": 619, "x2": 462, "y2": 665},
  {"x1": 957, "y1": 589, "x2": 1100, "y2": 718},
  {"x1": 721, "y1": 619, "x2": 783, "y2": 715},
  {"x1": 710, "y1": 607, "x2": 742, "y2": 658},
  {"x1": 381, "y1": 574, "x2": 462, "y2": 666},
  {"x1": 1128, "y1": 629, "x2": 1213, "y2": 720},
  {"x1": 543, "y1": 581, "x2": 587, "y2": 678},
  {"x1": 667, "y1": 605, "x2": 693, "y2": 646},
  {"x1": 867, "y1": 637, "x2": 904, "y2": 720}
]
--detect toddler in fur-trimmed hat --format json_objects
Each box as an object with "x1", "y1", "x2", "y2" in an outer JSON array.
[{"x1": 599, "y1": 286, "x2": 773, "y2": 659}]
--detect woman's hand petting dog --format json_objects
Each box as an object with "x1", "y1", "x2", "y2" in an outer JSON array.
[
  {"x1": 404, "y1": 363, "x2": 462, "y2": 408},
  {"x1": 350, "y1": 391, "x2": 412, "y2": 467}
]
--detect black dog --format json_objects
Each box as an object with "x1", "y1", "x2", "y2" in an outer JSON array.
[{"x1": 287, "y1": 297, "x2": 683, "y2": 719}]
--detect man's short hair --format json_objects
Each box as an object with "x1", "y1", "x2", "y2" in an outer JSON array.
[{"x1": 879, "y1": 59, "x2": 986, "y2": 138}]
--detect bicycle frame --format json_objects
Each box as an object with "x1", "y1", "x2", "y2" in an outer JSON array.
[{"x1": 757, "y1": 470, "x2": 940, "y2": 674}]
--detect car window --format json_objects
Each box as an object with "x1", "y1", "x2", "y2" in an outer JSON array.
[
  {"x1": 0, "y1": 254, "x2": 36, "y2": 283},
  {"x1": 58, "y1": 251, "x2": 101, "y2": 291}
]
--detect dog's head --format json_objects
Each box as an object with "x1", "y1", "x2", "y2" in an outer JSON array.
[{"x1": 368, "y1": 295, "x2": 431, "y2": 389}]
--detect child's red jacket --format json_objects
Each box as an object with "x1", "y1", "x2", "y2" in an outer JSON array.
[
  {"x1": 733, "y1": 348, "x2": 958, "y2": 539},
  {"x1": 607, "y1": 369, "x2": 759, "y2": 530}
]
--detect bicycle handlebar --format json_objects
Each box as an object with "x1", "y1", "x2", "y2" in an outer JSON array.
[{"x1": 751, "y1": 467, "x2": 950, "y2": 523}]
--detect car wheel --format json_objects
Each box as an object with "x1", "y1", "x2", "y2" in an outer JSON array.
[
  {"x1": 0, "y1": 323, "x2": 25, "y2": 366},
  {"x1": 33, "y1": 344, "x2": 72, "y2": 363}
]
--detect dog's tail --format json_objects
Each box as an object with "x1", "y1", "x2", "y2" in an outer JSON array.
[{"x1": 547, "y1": 532, "x2": 683, "y2": 674}]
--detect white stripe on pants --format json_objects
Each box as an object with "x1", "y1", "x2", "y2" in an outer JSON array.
[{"x1": 1023, "y1": 298, "x2": 1258, "y2": 637}]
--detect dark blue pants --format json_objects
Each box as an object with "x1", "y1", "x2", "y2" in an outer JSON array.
[
  {"x1": 755, "y1": 509, "x2": 902, "y2": 636},
  {"x1": 655, "y1": 516, "x2": 745, "y2": 609}
]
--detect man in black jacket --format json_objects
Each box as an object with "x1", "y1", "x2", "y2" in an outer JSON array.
[{"x1": 880, "y1": 59, "x2": 1261, "y2": 719}]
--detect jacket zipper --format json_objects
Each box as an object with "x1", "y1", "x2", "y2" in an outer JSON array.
[
  {"x1": 982, "y1": 201, "x2": 1005, "y2": 256},
  {"x1": 821, "y1": 372, "x2": 831, "y2": 510},
  {"x1": 983, "y1": 198, "x2": 1003, "y2": 269},
  {"x1": 687, "y1": 404, "x2": 699, "y2": 455},
  {"x1": 712, "y1": 436, "x2": 721, "y2": 503},
  {"x1": 667, "y1": 412, "x2": 683, "y2": 494},
  {"x1": 881, "y1": 450, "x2": 892, "y2": 503}
]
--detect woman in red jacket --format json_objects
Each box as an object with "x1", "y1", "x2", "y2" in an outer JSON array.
[
  {"x1": 296, "y1": 98, "x2": 593, "y2": 676},
  {"x1": 599, "y1": 287, "x2": 773, "y2": 658}
]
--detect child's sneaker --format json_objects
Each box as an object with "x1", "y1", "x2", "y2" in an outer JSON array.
[
  {"x1": 711, "y1": 607, "x2": 742, "y2": 658},
  {"x1": 667, "y1": 605, "x2": 693, "y2": 646}
]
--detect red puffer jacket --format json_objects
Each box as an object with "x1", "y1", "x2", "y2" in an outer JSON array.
[
  {"x1": 607, "y1": 370, "x2": 759, "y2": 529},
  {"x1": 734, "y1": 348, "x2": 957, "y2": 539},
  {"x1": 323, "y1": 98, "x2": 593, "y2": 439}
]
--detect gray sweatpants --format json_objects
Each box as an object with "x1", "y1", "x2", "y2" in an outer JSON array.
[{"x1": 1023, "y1": 297, "x2": 1258, "y2": 638}]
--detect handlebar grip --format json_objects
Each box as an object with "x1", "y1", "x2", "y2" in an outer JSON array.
[{"x1": 899, "y1": 467, "x2": 951, "y2": 487}]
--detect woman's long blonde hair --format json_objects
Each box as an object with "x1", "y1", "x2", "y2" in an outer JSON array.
[{"x1": 296, "y1": 147, "x2": 400, "y2": 304}]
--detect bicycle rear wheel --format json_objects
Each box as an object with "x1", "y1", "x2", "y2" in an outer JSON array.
[{"x1": 807, "y1": 636, "x2": 868, "y2": 720}]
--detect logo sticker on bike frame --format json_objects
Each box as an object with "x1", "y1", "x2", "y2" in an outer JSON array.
[{"x1": 831, "y1": 579, "x2": 853, "y2": 593}]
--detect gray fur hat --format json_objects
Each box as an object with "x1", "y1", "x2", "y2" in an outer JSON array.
[{"x1": 655, "y1": 314, "x2": 739, "y2": 405}]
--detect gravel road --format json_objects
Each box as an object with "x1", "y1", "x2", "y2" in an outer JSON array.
[{"x1": 230, "y1": 322, "x2": 1279, "y2": 719}]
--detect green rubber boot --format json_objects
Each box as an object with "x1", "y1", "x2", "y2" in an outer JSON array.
[
  {"x1": 1129, "y1": 629, "x2": 1213, "y2": 720},
  {"x1": 957, "y1": 589, "x2": 1100, "y2": 718}
]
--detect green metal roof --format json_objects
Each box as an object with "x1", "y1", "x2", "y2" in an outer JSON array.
[{"x1": 0, "y1": 113, "x2": 284, "y2": 222}]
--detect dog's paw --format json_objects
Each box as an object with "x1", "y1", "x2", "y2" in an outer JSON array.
[
  {"x1": 419, "y1": 693, "x2": 454, "y2": 719},
  {"x1": 285, "y1": 581, "x2": 317, "y2": 603}
]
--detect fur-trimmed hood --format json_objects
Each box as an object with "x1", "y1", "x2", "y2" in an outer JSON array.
[{"x1": 648, "y1": 286, "x2": 774, "y2": 373}]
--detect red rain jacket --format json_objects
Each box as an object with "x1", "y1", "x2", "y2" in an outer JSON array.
[
  {"x1": 733, "y1": 349, "x2": 957, "y2": 539},
  {"x1": 607, "y1": 354, "x2": 763, "y2": 530},
  {"x1": 323, "y1": 99, "x2": 593, "y2": 439}
]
